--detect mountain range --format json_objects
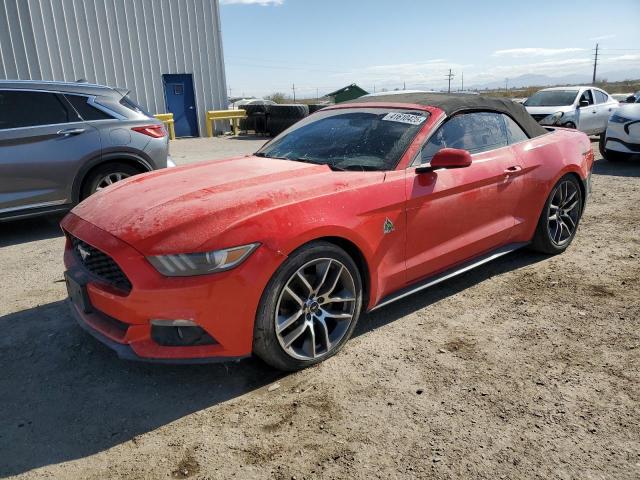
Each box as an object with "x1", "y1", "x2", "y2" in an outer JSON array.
[{"x1": 470, "y1": 69, "x2": 640, "y2": 90}]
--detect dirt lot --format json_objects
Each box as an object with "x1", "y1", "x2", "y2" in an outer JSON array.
[{"x1": 1, "y1": 137, "x2": 638, "y2": 480}]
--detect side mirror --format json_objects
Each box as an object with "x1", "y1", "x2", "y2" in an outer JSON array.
[
  {"x1": 416, "y1": 148, "x2": 472, "y2": 173},
  {"x1": 579, "y1": 100, "x2": 590, "y2": 108}
]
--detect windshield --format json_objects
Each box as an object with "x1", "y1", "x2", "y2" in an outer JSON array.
[
  {"x1": 256, "y1": 108, "x2": 429, "y2": 171},
  {"x1": 524, "y1": 90, "x2": 579, "y2": 107}
]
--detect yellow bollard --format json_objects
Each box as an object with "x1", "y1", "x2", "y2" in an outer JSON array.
[
  {"x1": 205, "y1": 109, "x2": 247, "y2": 137},
  {"x1": 153, "y1": 113, "x2": 176, "y2": 140}
]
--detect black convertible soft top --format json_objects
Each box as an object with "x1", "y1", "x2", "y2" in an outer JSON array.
[{"x1": 351, "y1": 92, "x2": 548, "y2": 138}]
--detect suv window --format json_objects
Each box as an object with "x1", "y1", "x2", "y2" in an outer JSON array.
[
  {"x1": 65, "y1": 94, "x2": 113, "y2": 121},
  {"x1": 0, "y1": 90, "x2": 78, "y2": 130},
  {"x1": 503, "y1": 114, "x2": 529, "y2": 144},
  {"x1": 579, "y1": 89, "x2": 594, "y2": 105},
  {"x1": 420, "y1": 112, "x2": 508, "y2": 163},
  {"x1": 119, "y1": 95, "x2": 151, "y2": 116},
  {"x1": 594, "y1": 90, "x2": 608, "y2": 104}
]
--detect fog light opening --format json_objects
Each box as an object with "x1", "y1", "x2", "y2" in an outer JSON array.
[{"x1": 150, "y1": 319, "x2": 217, "y2": 347}]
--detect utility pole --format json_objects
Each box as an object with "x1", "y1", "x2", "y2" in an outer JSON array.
[
  {"x1": 505, "y1": 78, "x2": 509, "y2": 93},
  {"x1": 373, "y1": 84, "x2": 376, "y2": 93},
  {"x1": 403, "y1": 81, "x2": 406, "y2": 90},
  {"x1": 316, "y1": 88, "x2": 319, "y2": 101},
  {"x1": 461, "y1": 72, "x2": 464, "y2": 92},
  {"x1": 292, "y1": 83, "x2": 296, "y2": 103},
  {"x1": 592, "y1": 43, "x2": 599, "y2": 84},
  {"x1": 446, "y1": 69, "x2": 454, "y2": 93}
]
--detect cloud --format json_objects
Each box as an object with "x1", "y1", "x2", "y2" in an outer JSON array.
[
  {"x1": 590, "y1": 34, "x2": 616, "y2": 41},
  {"x1": 492, "y1": 48, "x2": 586, "y2": 58},
  {"x1": 220, "y1": 0, "x2": 283, "y2": 5}
]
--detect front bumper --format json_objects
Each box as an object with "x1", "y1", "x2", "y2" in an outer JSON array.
[
  {"x1": 604, "y1": 121, "x2": 640, "y2": 154},
  {"x1": 604, "y1": 137, "x2": 640, "y2": 154},
  {"x1": 60, "y1": 213, "x2": 282, "y2": 362}
]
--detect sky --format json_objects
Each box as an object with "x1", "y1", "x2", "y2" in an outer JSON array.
[{"x1": 219, "y1": 0, "x2": 640, "y2": 99}]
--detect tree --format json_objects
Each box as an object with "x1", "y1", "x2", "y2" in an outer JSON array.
[{"x1": 265, "y1": 92, "x2": 288, "y2": 104}]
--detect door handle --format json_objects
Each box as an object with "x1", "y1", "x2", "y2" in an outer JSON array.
[
  {"x1": 504, "y1": 165, "x2": 522, "y2": 174},
  {"x1": 57, "y1": 127, "x2": 86, "y2": 136}
]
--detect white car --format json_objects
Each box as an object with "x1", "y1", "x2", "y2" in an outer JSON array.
[
  {"x1": 229, "y1": 98, "x2": 277, "y2": 109},
  {"x1": 524, "y1": 86, "x2": 619, "y2": 135},
  {"x1": 599, "y1": 103, "x2": 640, "y2": 161}
]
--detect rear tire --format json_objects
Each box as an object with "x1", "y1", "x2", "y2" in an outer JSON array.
[
  {"x1": 81, "y1": 162, "x2": 142, "y2": 200},
  {"x1": 530, "y1": 175, "x2": 583, "y2": 255},
  {"x1": 253, "y1": 241, "x2": 363, "y2": 371}
]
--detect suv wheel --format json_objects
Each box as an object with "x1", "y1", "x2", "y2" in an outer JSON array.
[{"x1": 81, "y1": 163, "x2": 141, "y2": 200}]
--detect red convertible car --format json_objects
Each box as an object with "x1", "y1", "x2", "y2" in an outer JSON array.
[{"x1": 61, "y1": 93, "x2": 593, "y2": 371}]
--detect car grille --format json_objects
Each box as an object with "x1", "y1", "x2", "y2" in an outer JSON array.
[
  {"x1": 531, "y1": 114, "x2": 548, "y2": 122},
  {"x1": 71, "y1": 236, "x2": 132, "y2": 292}
]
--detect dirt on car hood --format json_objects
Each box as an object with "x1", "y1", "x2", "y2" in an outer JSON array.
[{"x1": 71, "y1": 156, "x2": 378, "y2": 255}]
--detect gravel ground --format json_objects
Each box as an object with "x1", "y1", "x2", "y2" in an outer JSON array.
[{"x1": 0, "y1": 137, "x2": 638, "y2": 480}]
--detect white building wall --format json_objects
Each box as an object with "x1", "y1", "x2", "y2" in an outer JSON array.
[{"x1": 0, "y1": 0, "x2": 228, "y2": 135}]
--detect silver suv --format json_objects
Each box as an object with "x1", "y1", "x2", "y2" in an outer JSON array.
[{"x1": 0, "y1": 80, "x2": 173, "y2": 221}]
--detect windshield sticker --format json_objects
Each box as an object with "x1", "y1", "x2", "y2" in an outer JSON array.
[{"x1": 382, "y1": 112, "x2": 426, "y2": 125}]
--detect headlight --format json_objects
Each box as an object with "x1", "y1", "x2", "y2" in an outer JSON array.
[
  {"x1": 540, "y1": 111, "x2": 564, "y2": 126},
  {"x1": 609, "y1": 113, "x2": 629, "y2": 124},
  {"x1": 147, "y1": 243, "x2": 260, "y2": 276}
]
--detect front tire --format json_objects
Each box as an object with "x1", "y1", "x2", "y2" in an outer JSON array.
[
  {"x1": 530, "y1": 175, "x2": 583, "y2": 255},
  {"x1": 603, "y1": 149, "x2": 629, "y2": 162},
  {"x1": 253, "y1": 241, "x2": 363, "y2": 371},
  {"x1": 599, "y1": 133, "x2": 606, "y2": 158}
]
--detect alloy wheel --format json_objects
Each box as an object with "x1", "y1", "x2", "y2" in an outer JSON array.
[
  {"x1": 547, "y1": 180, "x2": 580, "y2": 246},
  {"x1": 275, "y1": 258, "x2": 357, "y2": 360},
  {"x1": 96, "y1": 172, "x2": 131, "y2": 191}
]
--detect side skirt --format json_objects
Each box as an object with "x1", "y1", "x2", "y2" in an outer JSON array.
[{"x1": 370, "y1": 242, "x2": 529, "y2": 311}]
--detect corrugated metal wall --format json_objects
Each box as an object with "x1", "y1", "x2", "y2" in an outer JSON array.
[{"x1": 0, "y1": 0, "x2": 228, "y2": 135}]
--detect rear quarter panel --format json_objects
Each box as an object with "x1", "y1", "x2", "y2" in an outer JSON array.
[{"x1": 509, "y1": 128, "x2": 593, "y2": 242}]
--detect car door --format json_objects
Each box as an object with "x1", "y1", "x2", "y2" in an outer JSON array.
[
  {"x1": 593, "y1": 89, "x2": 617, "y2": 133},
  {"x1": 0, "y1": 89, "x2": 101, "y2": 214},
  {"x1": 404, "y1": 111, "x2": 524, "y2": 283},
  {"x1": 576, "y1": 89, "x2": 599, "y2": 134}
]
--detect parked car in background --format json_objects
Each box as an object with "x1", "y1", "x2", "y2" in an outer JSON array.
[
  {"x1": 611, "y1": 93, "x2": 634, "y2": 103},
  {"x1": 524, "y1": 86, "x2": 618, "y2": 134},
  {"x1": 599, "y1": 102, "x2": 640, "y2": 161},
  {"x1": 229, "y1": 98, "x2": 277, "y2": 109},
  {"x1": 0, "y1": 80, "x2": 173, "y2": 221},
  {"x1": 62, "y1": 93, "x2": 593, "y2": 371}
]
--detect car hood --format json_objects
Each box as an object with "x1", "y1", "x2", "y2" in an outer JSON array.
[
  {"x1": 71, "y1": 156, "x2": 381, "y2": 255},
  {"x1": 616, "y1": 103, "x2": 640, "y2": 120},
  {"x1": 525, "y1": 105, "x2": 576, "y2": 116}
]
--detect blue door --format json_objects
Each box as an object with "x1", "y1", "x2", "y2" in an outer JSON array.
[{"x1": 162, "y1": 74, "x2": 199, "y2": 137}]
